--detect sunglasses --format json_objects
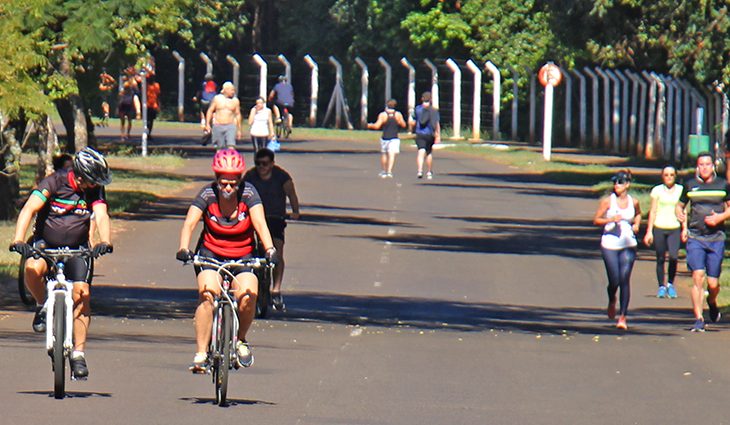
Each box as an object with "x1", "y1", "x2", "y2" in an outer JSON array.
[
  {"x1": 662, "y1": 173, "x2": 676, "y2": 177},
  {"x1": 255, "y1": 161, "x2": 271, "y2": 166},
  {"x1": 614, "y1": 179, "x2": 629, "y2": 185},
  {"x1": 217, "y1": 179, "x2": 238, "y2": 188}
]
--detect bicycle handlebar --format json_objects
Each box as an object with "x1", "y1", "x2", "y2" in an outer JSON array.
[{"x1": 27, "y1": 247, "x2": 92, "y2": 271}]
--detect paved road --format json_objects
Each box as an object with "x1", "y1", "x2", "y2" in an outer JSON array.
[{"x1": 2, "y1": 130, "x2": 730, "y2": 424}]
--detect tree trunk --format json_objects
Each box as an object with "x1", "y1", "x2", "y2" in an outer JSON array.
[
  {"x1": 0, "y1": 123, "x2": 21, "y2": 220},
  {"x1": 60, "y1": 51, "x2": 88, "y2": 152},
  {"x1": 252, "y1": 0, "x2": 262, "y2": 52},
  {"x1": 55, "y1": 99, "x2": 75, "y2": 151},
  {"x1": 35, "y1": 116, "x2": 58, "y2": 183}
]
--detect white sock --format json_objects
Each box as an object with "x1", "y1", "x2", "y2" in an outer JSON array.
[{"x1": 71, "y1": 350, "x2": 85, "y2": 360}]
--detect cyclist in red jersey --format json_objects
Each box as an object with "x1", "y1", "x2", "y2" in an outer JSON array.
[{"x1": 177, "y1": 149, "x2": 276, "y2": 372}]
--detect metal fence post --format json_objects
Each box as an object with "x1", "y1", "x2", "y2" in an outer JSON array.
[
  {"x1": 423, "y1": 59, "x2": 439, "y2": 109},
  {"x1": 445, "y1": 58, "x2": 462, "y2": 139},
  {"x1": 484, "y1": 61, "x2": 501, "y2": 141},
  {"x1": 378, "y1": 57, "x2": 392, "y2": 103},
  {"x1": 171, "y1": 51, "x2": 185, "y2": 121},
  {"x1": 226, "y1": 55, "x2": 240, "y2": 95},
  {"x1": 303, "y1": 54, "x2": 318, "y2": 127},
  {"x1": 400, "y1": 57, "x2": 416, "y2": 119},
  {"x1": 355, "y1": 57, "x2": 369, "y2": 129},
  {"x1": 252, "y1": 54, "x2": 268, "y2": 99},
  {"x1": 466, "y1": 60, "x2": 482, "y2": 141}
]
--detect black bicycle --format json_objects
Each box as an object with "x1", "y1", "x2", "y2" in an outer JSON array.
[
  {"x1": 275, "y1": 105, "x2": 292, "y2": 140},
  {"x1": 253, "y1": 235, "x2": 273, "y2": 319},
  {"x1": 190, "y1": 255, "x2": 271, "y2": 406}
]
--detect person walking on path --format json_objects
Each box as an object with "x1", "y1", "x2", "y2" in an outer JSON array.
[
  {"x1": 194, "y1": 73, "x2": 217, "y2": 129},
  {"x1": 145, "y1": 74, "x2": 161, "y2": 140},
  {"x1": 117, "y1": 82, "x2": 141, "y2": 141},
  {"x1": 644, "y1": 166, "x2": 683, "y2": 299},
  {"x1": 368, "y1": 99, "x2": 406, "y2": 178},
  {"x1": 205, "y1": 82, "x2": 242, "y2": 149},
  {"x1": 409, "y1": 92, "x2": 441, "y2": 179},
  {"x1": 593, "y1": 170, "x2": 641, "y2": 330},
  {"x1": 244, "y1": 148, "x2": 300, "y2": 311},
  {"x1": 248, "y1": 96, "x2": 275, "y2": 152},
  {"x1": 676, "y1": 152, "x2": 730, "y2": 332}
]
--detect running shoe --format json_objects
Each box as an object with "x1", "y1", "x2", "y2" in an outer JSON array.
[
  {"x1": 616, "y1": 316, "x2": 628, "y2": 330},
  {"x1": 656, "y1": 286, "x2": 667, "y2": 298},
  {"x1": 607, "y1": 300, "x2": 616, "y2": 319},
  {"x1": 70, "y1": 352, "x2": 89, "y2": 379},
  {"x1": 32, "y1": 305, "x2": 46, "y2": 333},
  {"x1": 417, "y1": 172, "x2": 423, "y2": 179},
  {"x1": 691, "y1": 318, "x2": 706, "y2": 332},
  {"x1": 386, "y1": 172, "x2": 393, "y2": 178},
  {"x1": 379, "y1": 171, "x2": 388, "y2": 179},
  {"x1": 426, "y1": 171, "x2": 433, "y2": 180},
  {"x1": 189, "y1": 352, "x2": 208, "y2": 374},
  {"x1": 666, "y1": 283, "x2": 677, "y2": 299},
  {"x1": 236, "y1": 341, "x2": 254, "y2": 368},
  {"x1": 709, "y1": 301, "x2": 721, "y2": 323},
  {"x1": 271, "y1": 293, "x2": 286, "y2": 312}
]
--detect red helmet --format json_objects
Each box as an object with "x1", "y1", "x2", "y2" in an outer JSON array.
[{"x1": 212, "y1": 149, "x2": 246, "y2": 175}]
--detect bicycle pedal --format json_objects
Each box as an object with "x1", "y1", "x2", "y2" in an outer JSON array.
[{"x1": 189, "y1": 365, "x2": 210, "y2": 375}]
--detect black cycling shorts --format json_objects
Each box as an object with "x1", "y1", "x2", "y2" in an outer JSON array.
[
  {"x1": 31, "y1": 239, "x2": 93, "y2": 284},
  {"x1": 194, "y1": 246, "x2": 254, "y2": 277},
  {"x1": 266, "y1": 216, "x2": 287, "y2": 242}
]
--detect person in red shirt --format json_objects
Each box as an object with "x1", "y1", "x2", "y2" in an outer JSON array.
[
  {"x1": 146, "y1": 74, "x2": 161, "y2": 140},
  {"x1": 176, "y1": 149, "x2": 276, "y2": 372}
]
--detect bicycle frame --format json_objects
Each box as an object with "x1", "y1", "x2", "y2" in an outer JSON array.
[{"x1": 35, "y1": 248, "x2": 89, "y2": 357}]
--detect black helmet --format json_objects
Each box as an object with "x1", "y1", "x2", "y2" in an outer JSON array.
[{"x1": 73, "y1": 147, "x2": 112, "y2": 186}]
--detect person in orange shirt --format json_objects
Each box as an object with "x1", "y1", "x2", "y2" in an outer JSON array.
[{"x1": 146, "y1": 74, "x2": 161, "y2": 140}]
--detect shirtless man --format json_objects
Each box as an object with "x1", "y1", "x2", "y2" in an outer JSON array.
[{"x1": 205, "y1": 81, "x2": 242, "y2": 149}]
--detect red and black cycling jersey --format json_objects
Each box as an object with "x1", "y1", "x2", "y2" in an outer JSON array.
[
  {"x1": 32, "y1": 169, "x2": 106, "y2": 247},
  {"x1": 191, "y1": 181, "x2": 262, "y2": 258}
]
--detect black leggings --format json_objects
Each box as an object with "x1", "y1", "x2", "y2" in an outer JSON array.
[
  {"x1": 251, "y1": 136, "x2": 268, "y2": 152},
  {"x1": 652, "y1": 227, "x2": 680, "y2": 286},
  {"x1": 601, "y1": 247, "x2": 636, "y2": 316}
]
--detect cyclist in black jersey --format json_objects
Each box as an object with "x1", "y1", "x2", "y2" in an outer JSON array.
[{"x1": 9, "y1": 147, "x2": 114, "y2": 379}]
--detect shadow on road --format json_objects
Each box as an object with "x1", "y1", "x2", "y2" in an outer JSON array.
[
  {"x1": 356, "y1": 215, "x2": 602, "y2": 259},
  {"x1": 18, "y1": 390, "x2": 112, "y2": 398},
  {"x1": 179, "y1": 397, "x2": 276, "y2": 407},
  {"x1": 276, "y1": 291, "x2": 708, "y2": 336}
]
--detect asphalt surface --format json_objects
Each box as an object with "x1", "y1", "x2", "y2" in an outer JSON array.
[{"x1": 3, "y1": 127, "x2": 730, "y2": 424}]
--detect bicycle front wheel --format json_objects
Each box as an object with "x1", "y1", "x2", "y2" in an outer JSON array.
[
  {"x1": 52, "y1": 293, "x2": 66, "y2": 399},
  {"x1": 18, "y1": 256, "x2": 34, "y2": 306},
  {"x1": 215, "y1": 303, "x2": 232, "y2": 406}
]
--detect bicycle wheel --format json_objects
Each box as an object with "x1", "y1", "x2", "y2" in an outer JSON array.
[
  {"x1": 215, "y1": 303, "x2": 232, "y2": 406},
  {"x1": 18, "y1": 256, "x2": 34, "y2": 306},
  {"x1": 52, "y1": 293, "x2": 66, "y2": 399},
  {"x1": 256, "y1": 267, "x2": 271, "y2": 318}
]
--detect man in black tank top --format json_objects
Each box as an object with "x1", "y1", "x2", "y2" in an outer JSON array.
[{"x1": 368, "y1": 99, "x2": 406, "y2": 178}]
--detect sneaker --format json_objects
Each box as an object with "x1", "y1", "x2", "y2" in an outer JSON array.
[
  {"x1": 386, "y1": 172, "x2": 393, "y2": 178},
  {"x1": 666, "y1": 284, "x2": 677, "y2": 299},
  {"x1": 236, "y1": 341, "x2": 254, "y2": 368},
  {"x1": 417, "y1": 171, "x2": 423, "y2": 179},
  {"x1": 657, "y1": 286, "x2": 667, "y2": 298},
  {"x1": 709, "y1": 301, "x2": 721, "y2": 323},
  {"x1": 32, "y1": 305, "x2": 46, "y2": 333},
  {"x1": 607, "y1": 300, "x2": 616, "y2": 319},
  {"x1": 426, "y1": 171, "x2": 433, "y2": 180},
  {"x1": 691, "y1": 318, "x2": 706, "y2": 332},
  {"x1": 379, "y1": 171, "x2": 388, "y2": 179},
  {"x1": 70, "y1": 352, "x2": 89, "y2": 379},
  {"x1": 189, "y1": 352, "x2": 208, "y2": 374},
  {"x1": 271, "y1": 293, "x2": 286, "y2": 312},
  {"x1": 616, "y1": 316, "x2": 628, "y2": 330}
]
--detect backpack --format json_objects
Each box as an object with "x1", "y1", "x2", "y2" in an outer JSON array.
[{"x1": 415, "y1": 106, "x2": 433, "y2": 135}]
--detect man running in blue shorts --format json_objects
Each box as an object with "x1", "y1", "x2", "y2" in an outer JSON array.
[{"x1": 677, "y1": 152, "x2": 730, "y2": 332}]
